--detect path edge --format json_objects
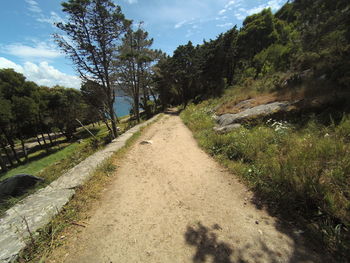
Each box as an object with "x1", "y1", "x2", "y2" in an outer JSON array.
[{"x1": 0, "y1": 114, "x2": 161, "y2": 263}]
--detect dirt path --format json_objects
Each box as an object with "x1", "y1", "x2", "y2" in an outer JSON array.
[{"x1": 49, "y1": 114, "x2": 324, "y2": 263}]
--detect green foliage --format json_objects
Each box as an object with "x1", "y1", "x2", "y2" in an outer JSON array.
[
  {"x1": 253, "y1": 44, "x2": 292, "y2": 76},
  {"x1": 0, "y1": 143, "x2": 80, "y2": 182},
  {"x1": 238, "y1": 9, "x2": 278, "y2": 60},
  {"x1": 0, "y1": 68, "x2": 101, "y2": 172},
  {"x1": 156, "y1": 0, "x2": 350, "y2": 108},
  {"x1": 55, "y1": 0, "x2": 130, "y2": 138},
  {"x1": 117, "y1": 23, "x2": 159, "y2": 121},
  {"x1": 181, "y1": 101, "x2": 350, "y2": 258}
]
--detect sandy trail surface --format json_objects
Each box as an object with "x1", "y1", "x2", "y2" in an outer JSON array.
[{"x1": 49, "y1": 113, "x2": 324, "y2": 263}]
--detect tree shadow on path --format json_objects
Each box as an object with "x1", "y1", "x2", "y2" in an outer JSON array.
[
  {"x1": 185, "y1": 222, "x2": 233, "y2": 263},
  {"x1": 184, "y1": 222, "x2": 327, "y2": 263}
]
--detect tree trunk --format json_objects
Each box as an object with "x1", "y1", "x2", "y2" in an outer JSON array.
[
  {"x1": 4, "y1": 148, "x2": 13, "y2": 167},
  {"x1": 36, "y1": 135, "x2": 43, "y2": 150},
  {"x1": 47, "y1": 132, "x2": 54, "y2": 147},
  {"x1": 0, "y1": 142, "x2": 13, "y2": 167},
  {"x1": 9, "y1": 144, "x2": 20, "y2": 164},
  {"x1": 53, "y1": 131, "x2": 61, "y2": 150},
  {"x1": 0, "y1": 154, "x2": 7, "y2": 172},
  {"x1": 109, "y1": 103, "x2": 118, "y2": 138},
  {"x1": 1, "y1": 128, "x2": 21, "y2": 164},
  {"x1": 40, "y1": 131, "x2": 48, "y2": 146},
  {"x1": 40, "y1": 131, "x2": 49, "y2": 153},
  {"x1": 103, "y1": 119, "x2": 113, "y2": 135},
  {"x1": 134, "y1": 96, "x2": 140, "y2": 123},
  {"x1": 20, "y1": 138, "x2": 28, "y2": 162}
]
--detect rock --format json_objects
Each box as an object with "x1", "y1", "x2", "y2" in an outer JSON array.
[
  {"x1": 216, "y1": 101, "x2": 292, "y2": 127},
  {"x1": 140, "y1": 140, "x2": 153, "y2": 145},
  {"x1": 0, "y1": 174, "x2": 44, "y2": 200},
  {"x1": 211, "y1": 114, "x2": 219, "y2": 121},
  {"x1": 213, "y1": 123, "x2": 242, "y2": 133},
  {"x1": 232, "y1": 99, "x2": 255, "y2": 111}
]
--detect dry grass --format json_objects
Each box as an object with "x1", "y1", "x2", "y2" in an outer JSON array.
[
  {"x1": 216, "y1": 94, "x2": 278, "y2": 115},
  {"x1": 215, "y1": 72, "x2": 346, "y2": 116}
]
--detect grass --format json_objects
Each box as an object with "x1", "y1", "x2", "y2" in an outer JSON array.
[
  {"x1": 0, "y1": 143, "x2": 79, "y2": 181},
  {"x1": 180, "y1": 91, "x2": 350, "y2": 259},
  {"x1": 0, "y1": 119, "x2": 132, "y2": 181},
  {"x1": 0, "y1": 139, "x2": 98, "y2": 216},
  {"x1": 0, "y1": 121, "x2": 132, "y2": 216},
  {"x1": 17, "y1": 115, "x2": 160, "y2": 263}
]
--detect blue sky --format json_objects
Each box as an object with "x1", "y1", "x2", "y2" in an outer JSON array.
[{"x1": 0, "y1": 0, "x2": 286, "y2": 89}]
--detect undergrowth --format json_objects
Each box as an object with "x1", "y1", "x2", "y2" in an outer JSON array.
[{"x1": 181, "y1": 100, "x2": 350, "y2": 259}]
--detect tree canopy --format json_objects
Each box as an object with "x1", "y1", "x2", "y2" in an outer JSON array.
[
  {"x1": 154, "y1": 0, "x2": 350, "y2": 107},
  {"x1": 0, "y1": 69, "x2": 95, "y2": 172},
  {"x1": 55, "y1": 0, "x2": 130, "y2": 138}
]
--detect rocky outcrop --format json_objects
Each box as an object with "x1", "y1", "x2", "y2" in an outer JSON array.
[
  {"x1": 216, "y1": 101, "x2": 293, "y2": 127},
  {"x1": 213, "y1": 91, "x2": 350, "y2": 133}
]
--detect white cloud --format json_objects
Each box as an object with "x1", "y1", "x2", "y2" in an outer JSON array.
[
  {"x1": 1, "y1": 42, "x2": 61, "y2": 59},
  {"x1": 25, "y1": 0, "x2": 42, "y2": 13},
  {"x1": 218, "y1": 0, "x2": 243, "y2": 15},
  {"x1": 225, "y1": 0, "x2": 242, "y2": 9},
  {"x1": 234, "y1": 12, "x2": 246, "y2": 20},
  {"x1": 174, "y1": 20, "x2": 189, "y2": 29},
  {"x1": 124, "y1": 0, "x2": 138, "y2": 3},
  {"x1": 0, "y1": 57, "x2": 80, "y2": 89},
  {"x1": 233, "y1": 0, "x2": 285, "y2": 21},
  {"x1": 218, "y1": 9, "x2": 227, "y2": 15},
  {"x1": 215, "y1": 15, "x2": 228, "y2": 21},
  {"x1": 25, "y1": 0, "x2": 65, "y2": 27},
  {"x1": 267, "y1": 0, "x2": 285, "y2": 11},
  {"x1": 216, "y1": 22, "x2": 233, "y2": 28},
  {"x1": 0, "y1": 57, "x2": 24, "y2": 73},
  {"x1": 36, "y1": 11, "x2": 65, "y2": 26}
]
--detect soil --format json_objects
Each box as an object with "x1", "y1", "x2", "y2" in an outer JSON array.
[{"x1": 48, "y1": 113, "x2": 325, "y2": 263}]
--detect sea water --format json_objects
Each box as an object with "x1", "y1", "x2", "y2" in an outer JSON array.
[{"x1": 114, "y1": 96, "x2": 132, "y2": 117}]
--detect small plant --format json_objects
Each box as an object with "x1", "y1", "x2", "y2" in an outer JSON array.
[
  {"x1": 100, "y1": 162, "x2": 116, "y2": 176},
  {"x1": 266, "y1": 119, "x2": 291, "y2": 133}
]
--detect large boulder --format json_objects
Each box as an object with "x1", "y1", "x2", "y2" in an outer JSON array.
[
  {"x1": 0, "y1": 174, "x2": 44, "y2": 200},
  {"x1": 213, "y1": 91, "x2": 350, "y2": 133},
  {"x1": 216, "y1": 101, "x2": 293, "y2": 127}
]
